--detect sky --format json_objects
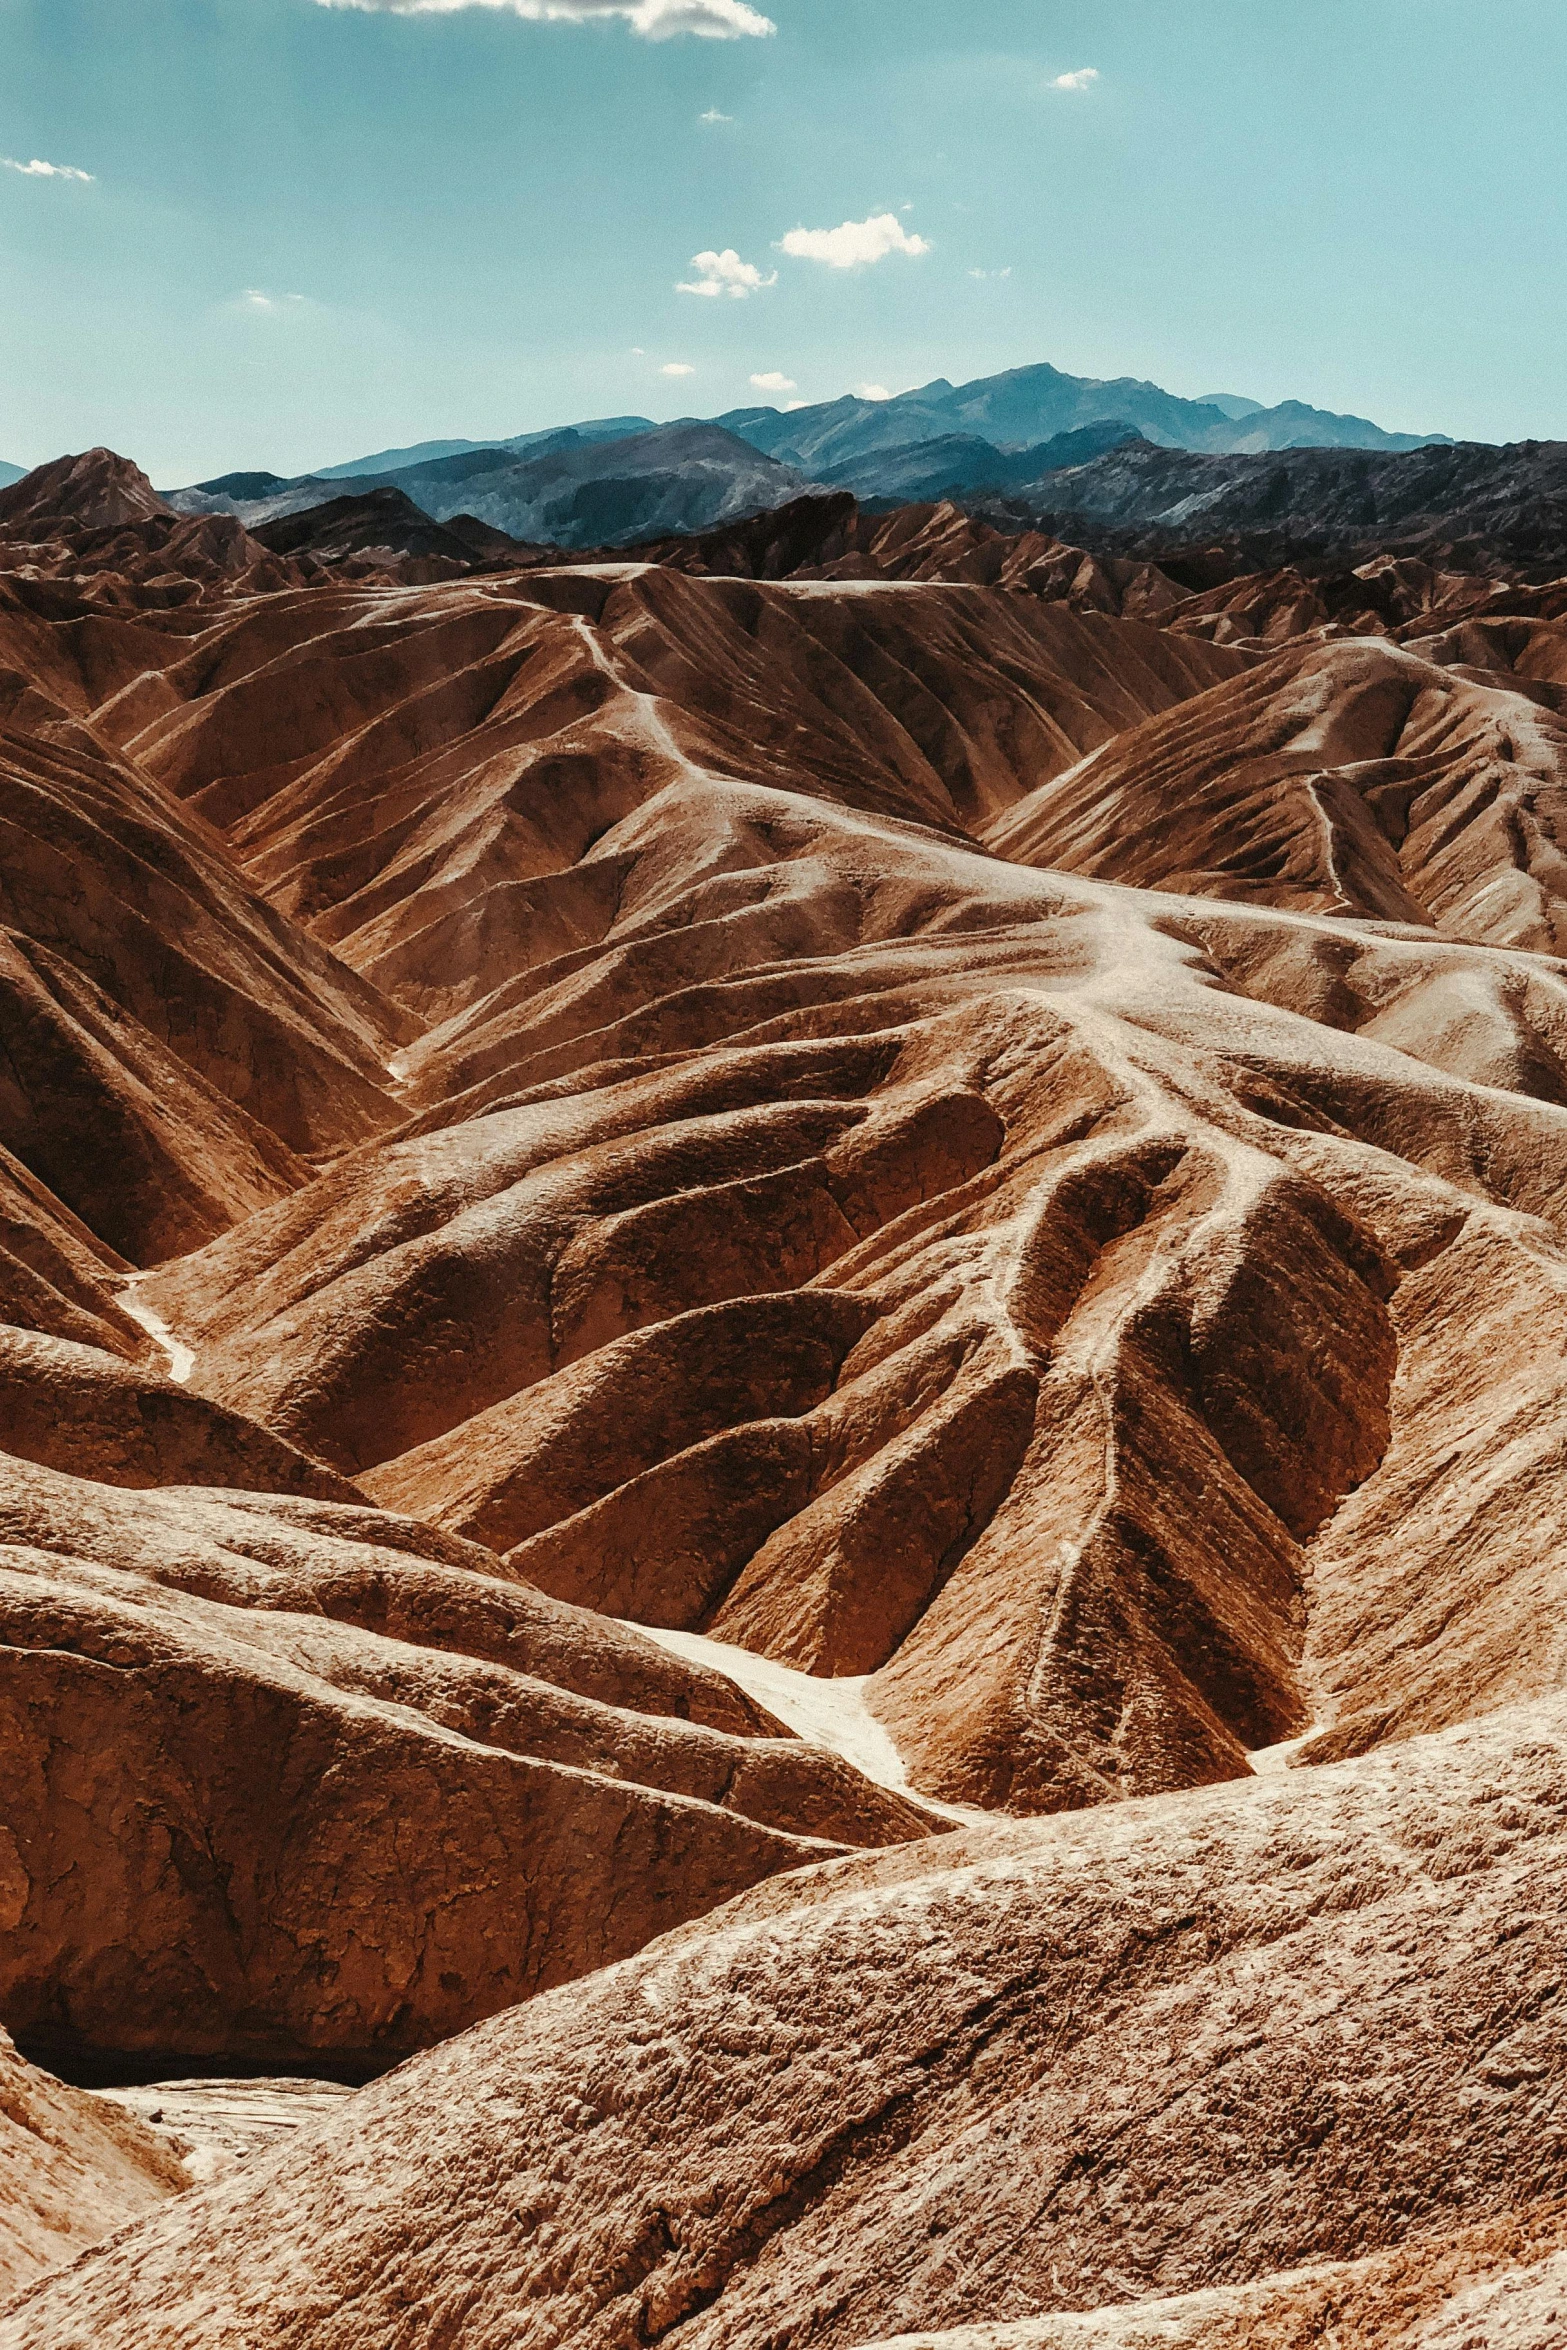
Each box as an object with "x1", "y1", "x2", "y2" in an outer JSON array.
[{"x1": 1, "y1": 0, "x2": 1564, "y2": 483}]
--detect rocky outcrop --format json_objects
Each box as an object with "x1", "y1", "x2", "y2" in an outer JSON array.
[
  {"x1": 0, "y1": 455, "x2": 320, "y2": 606},
  {"x1": 0, "y1": 452, "x2": 171, "y2": 534},
  {"x1": 0, "y1": 1458, "x2": 935, "y2": 2075},
  {"x1": 4, "y1": 1697, "x2": 1564, "y2": 2347},
  {"x1": 0, "y1": 1323, "x2": 359, "y2": 1498},
  {"x1": 0, "y1": 2029, "x2": 185, "y2": 2304}
]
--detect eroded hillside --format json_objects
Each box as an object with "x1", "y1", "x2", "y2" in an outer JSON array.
[{"x1": 3, "y1": 449, "x2": 1567, "y2": 2346}]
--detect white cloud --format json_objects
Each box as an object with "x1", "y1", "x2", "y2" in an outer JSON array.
[
  {"x1": 855, "y1": 383, "x2": 893, "y2": 402},
  {"x1": 661, "y1": 361, "x2": 696, "y2": 376},
  {"x1": 699, "y1": 107, "x2": 733, "y2": 122},
  {"x1": 318, "y1": 0, "x2": 774, "y2": 35},
  {"x1": 631, "y1": 344, "x2": 645, "y2": 354},
  {"x1": 3, "y1": 156, "x2": 93, "y2": 182},
  {"x1": 749, "y1": 370, "x2": 796, "y2": 394},
  {"x1": 784, "y1": 399, "x2": 809, "y2": 411},
  {"x1": 777, "y1": 213, "x2": 931, "y2": 270},
  {"x1": 1050, "y1": 67, "x2": 1099, "y2": 92},
  {"x1": 237, "y1": 289, "x2": 311, "y2": 314},
  {"x1": 677, "y1": 246, "x2": 776, "y2": 299},
  {"x1": 968, "y1": 265, "x2": 1012, "y2": 280}
]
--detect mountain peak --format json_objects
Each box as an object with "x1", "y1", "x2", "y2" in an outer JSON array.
[{"x1": 0, "y1": 447, "x2": 170, "y2": 532}]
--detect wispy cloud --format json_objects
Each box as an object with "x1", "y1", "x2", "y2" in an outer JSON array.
[
  {"x1": 677, "y1": 246, "x2": 776, "y2": 299},
  {"x1": 749, "y1": 370, "x2": 796, "y2": 394},
  {"x1": 968, "y1": 265, "x2": 1012, "y2": 281},
  {"x1": 318, "y1": 0, "x2": 775, "y2": 36},
  {"x1": 3, "y1": 156, "x2": 93, "y2": 182},
  {"x1": 778, "y1": 213, "x2": 930, "y2": 270},
  {"x1": 661, "y1": 361, "x2": 696, "y2": 376},
  {"x1": 235, "y1": 289, "x2": 312, "y2": 314},
  {"x1": 699, "y1": 107, "x2": 733, "y2": 123},
  {"x1": 1050, "y1": 67, "x2": 1099, "y2": 92}
]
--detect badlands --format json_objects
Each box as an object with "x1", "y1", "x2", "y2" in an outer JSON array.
[{"x1": 1, "y1": 449, "x2": 1567, "y2": 2343}]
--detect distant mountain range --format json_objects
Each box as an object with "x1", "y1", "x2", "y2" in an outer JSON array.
[
  {"x1": 170, "y1": 421, "x2": 816, "y2": 549},
  {"x1": 159, "y1": 359, "x2": 1456, "y2": 553},
  {"x1": 714, "y1": 363, "x2": 1447, "y2": 470},
  {"x1": 1000, "y1": 434, "x2": 1567, "y2": 577},
  {"x1": 313, "y1": 416, "x2": 656, "y2": 481},
  {"x1": 0, "y1": 459, "x2": 26, "y2": 489}
]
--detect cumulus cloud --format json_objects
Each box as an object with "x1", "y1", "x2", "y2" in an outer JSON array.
[
  {"x1": 318, "y1": 0, "x2": 774, "y2": 36},
  {"x1": 777, "y1": 213, "x2": 930, "y2": 270},
  {"x1": 677, "y1": 247, "x2": 776, "y2": 299},
  {"x1": 3, "y1": 156, "x2": 93, "y2": 182},
  {"x1": 661, "y1": 361, "x2": 695, "y2": 376},
  {"x1": 749, "y1": 370, "x2": 796, "y2": 394},
  {"x1": 699, "y1": 107, "x2": 733, "y2": 122},
  {"x1": 855, "y1": 383, "x2": 893, "y2": 402},
  {"x1": 1050, "y1": 67, "x2": 1098, "y2": 91}
]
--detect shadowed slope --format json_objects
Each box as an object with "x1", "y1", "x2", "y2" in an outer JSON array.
[
  {"x1": 0, "y1": 697, "x2": 405, "y2": 1252},
  {"x1": 0, "y1": 1148, "x2": 149, "y2": 1360},
  {"x1": 0, "y1": 1323, "x2": 361, "y2": 1500},
  {"x1": 0, "y1": 1459, "x2": 934, "y2": 2075}
]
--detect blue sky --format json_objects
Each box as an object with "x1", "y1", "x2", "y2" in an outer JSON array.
[{"x1": 2, "y1": 0, "x2": 1564, "y2": 482}]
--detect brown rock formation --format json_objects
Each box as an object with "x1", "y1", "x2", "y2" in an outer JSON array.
[
  {"x1": 1, "y1": 503, "x2": 1564, "y2": 1821},
  {"x1": 3, "y1": 455, "x2": 1567, "y2": 2337},
  {"x1": 0, "y1": 1457, "x2": 933, "y2": 2074},
  {"x1": 130, "y1": 785, "x2": 1567, "y2": 1817},
  {"x1": 0, "y1": 455, "x2": 322, "y2": 607},
  {"x1": 0, "y1": 2029, "x2": 185, "y2": 2304},
  {"x1": 69, "y1": 565, "x2": 1236, "y2": 1029},
  {"x1": 0, "y1": 1148, "x2": 148, "y2": 1360},
  {"x1": 0, "y1": 625, "x2": 407, "y2": 1261},
  {"x1": 4, "y1": 1697, "x2": 1565, "y2": 2347},
  {"x1": 0, "y1": 451, "x2": 171, "y2": 535},
  {"x1": 0, "y1": 1324, "x2": 359, "y2": 1498},
  {"x1": 988, "y1": 633, "x2": 1567, "y2": 951}
]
